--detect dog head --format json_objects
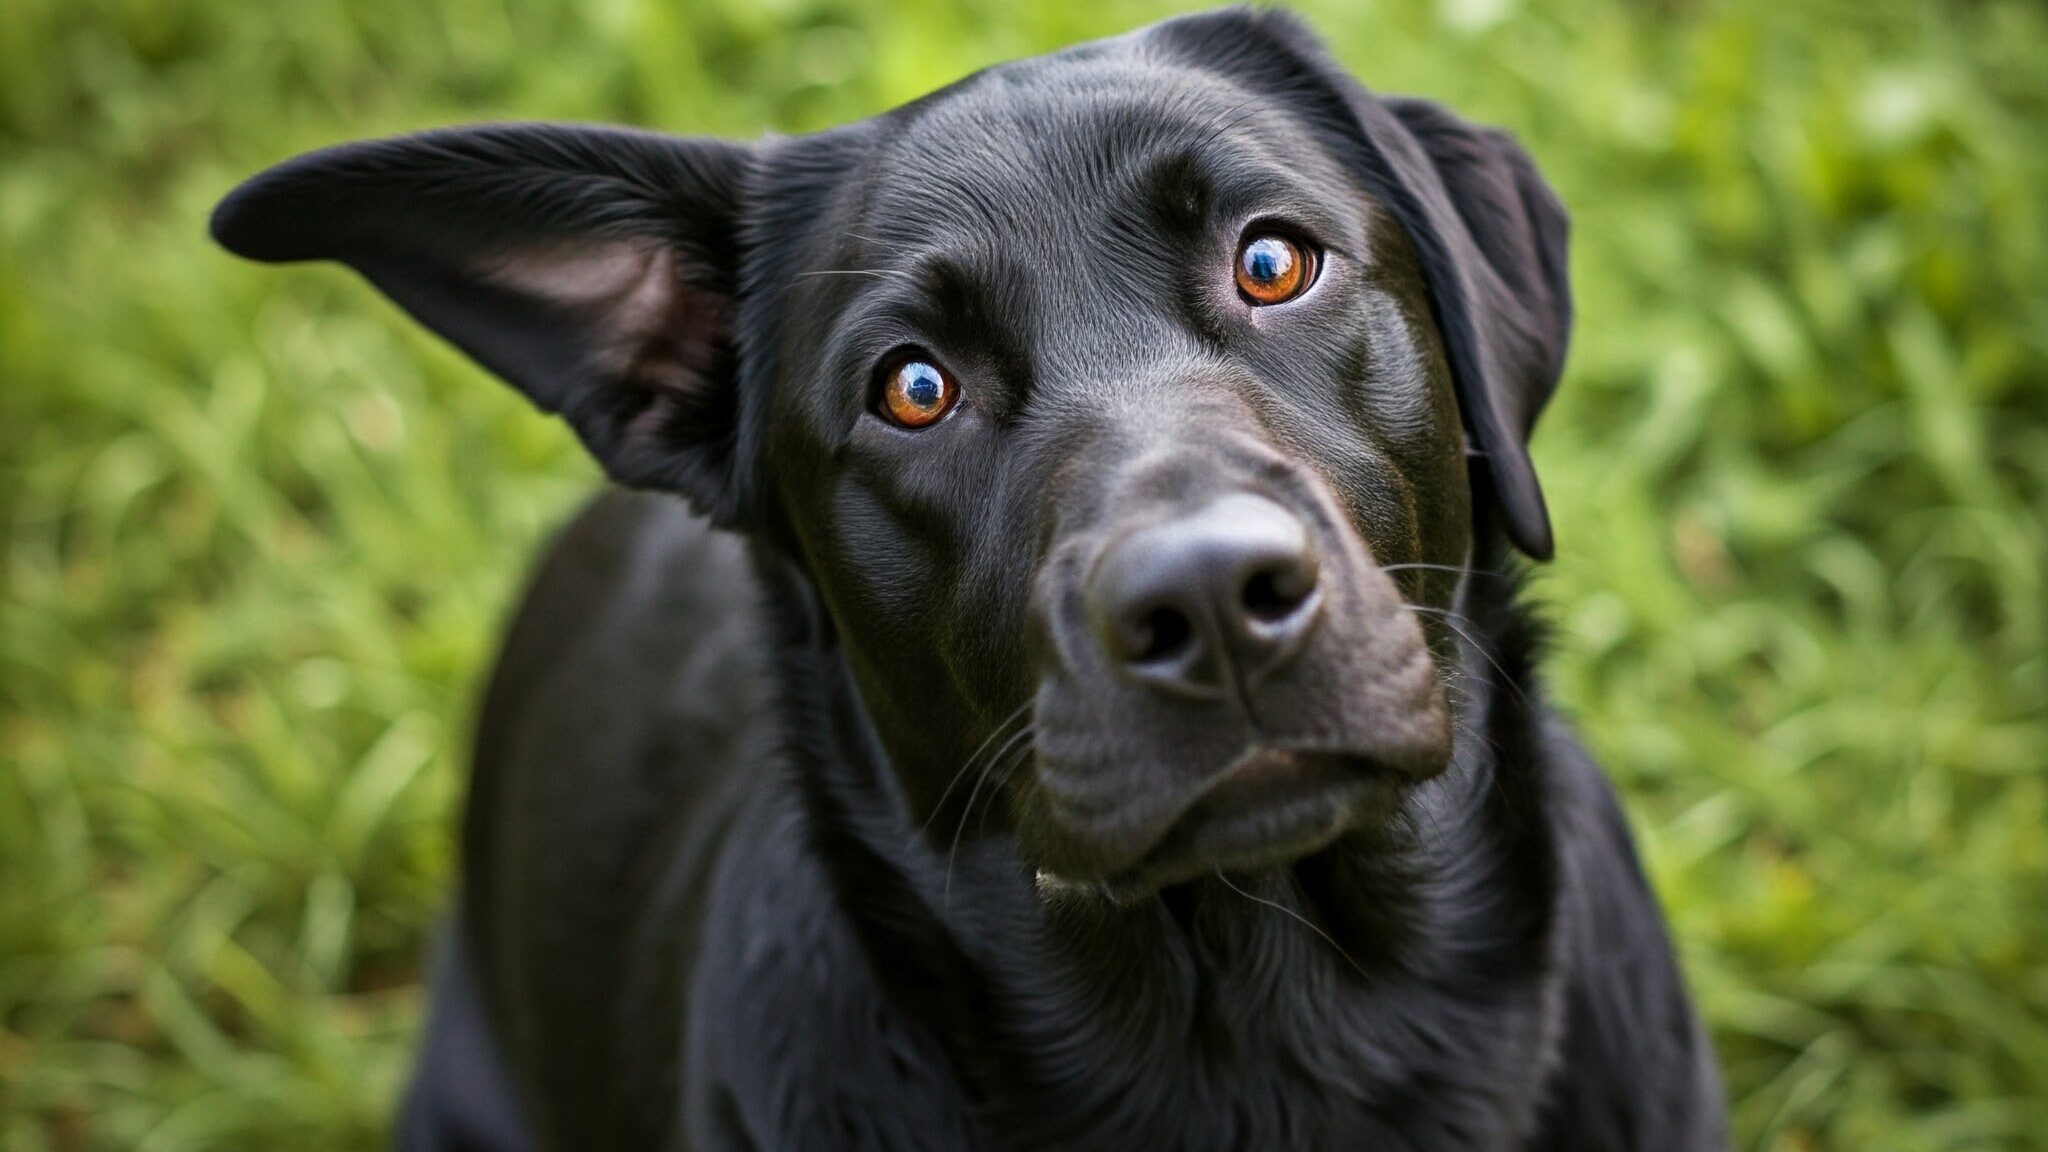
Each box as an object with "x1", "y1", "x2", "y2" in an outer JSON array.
[{"x1": 214, "y1": 9, "x2": 1570, "y2": 897}]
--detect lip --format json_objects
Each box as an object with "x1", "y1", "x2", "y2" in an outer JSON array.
[{"x1": 1098, "y1": 748, "x2": 1398, "y2": 895}]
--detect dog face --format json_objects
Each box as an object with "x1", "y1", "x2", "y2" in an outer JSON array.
[
  {"x1": 764, "y1": 56, "x2": 1483, "y2": 891},
  {"x1": 214, "y1": 9, "x2": 1570, "y2": 896}
]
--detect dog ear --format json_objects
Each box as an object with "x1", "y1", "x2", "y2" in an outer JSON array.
[
  {"x1": 1147, "y1": 10, "x2": 1571, "y2": 559},
  {"x1": 1378, "y1": 98, "x2": 1571, "y2": 560},
  {"x1": 211, "y1": 124, "x2": 756, "y2": 523}
]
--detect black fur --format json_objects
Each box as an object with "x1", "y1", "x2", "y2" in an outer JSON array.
[{"x1": 214, "y1": 9, "x2": 1725, "y2": 1149}]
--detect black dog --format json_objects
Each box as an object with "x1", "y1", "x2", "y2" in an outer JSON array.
[{"x1": 213, "y1": 9, "x2": 1725, "y2": 1149}]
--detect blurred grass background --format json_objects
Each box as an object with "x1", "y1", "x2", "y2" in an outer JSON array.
[{"x1": 2, "y1": 0, "x2": 2044, "y2": 1148}]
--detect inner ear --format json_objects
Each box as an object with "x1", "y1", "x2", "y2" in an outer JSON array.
[
  {"x1": 463, "y1": 239, "x2": 742, "y2": 512},
  {"x1": 481, "y1": 241, "x2": 728, "y2": 401},
  {"x1": 212, "y1": 125, "x2": 757, "y2": 522}
]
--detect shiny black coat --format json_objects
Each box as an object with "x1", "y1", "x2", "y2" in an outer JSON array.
[{"x1": 213, "y1": 9, "x2": 1726, "y2": 1149}]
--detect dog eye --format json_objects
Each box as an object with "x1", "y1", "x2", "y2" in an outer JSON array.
[
  {"x1": 1235, "y1": 233, "x2": 1316, "y2": 305},
  {"x1": 877, "y1": 355, "x2": 960, "y2": 429}
]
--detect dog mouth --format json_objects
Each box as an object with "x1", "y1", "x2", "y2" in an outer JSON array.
[
  {"x1": 1078, "y1": 748, "x2": 1406, "y2": 897},
  {"x1": 1019, "y1": 462, "x2": 1456, "y2": 899}
]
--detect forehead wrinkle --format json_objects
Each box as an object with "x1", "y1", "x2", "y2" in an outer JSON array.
[
  {"x1": 857, "y1": 110, "x2": 1275, "y2": 313},
  {"x1": 864, "y1": 56, "x2": 1270, "y2": 246}
]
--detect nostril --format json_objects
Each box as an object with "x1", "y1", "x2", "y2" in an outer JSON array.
[
  {"x1": 1240, "y1": 564, "x2": 1314, "y2": 624},
  {"x1": 1134, "y1": 605, "x2": 1194, "y2": 664},
  {"x1": 1085, "y1": 494, "x2": 1320, "y2": 693}
]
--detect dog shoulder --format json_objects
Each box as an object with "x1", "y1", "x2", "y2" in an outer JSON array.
[
  {"x1": 680, "y1": 785, "x2": 984, "y2": 1151},
  {"x1": 461, "y1": 489, "x2": 783, "y2": 1143},
  {"x1": 1530, "y1": 723, "x2": 1728, "y2": 1150}
]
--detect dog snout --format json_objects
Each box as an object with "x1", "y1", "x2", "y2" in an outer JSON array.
[{"x1": 1084, "y1": 493, "x2": 1323, "y2": 699}]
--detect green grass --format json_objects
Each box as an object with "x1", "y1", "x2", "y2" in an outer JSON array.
[{"x1": 3, "y1": 1, "x2": 2044, "y2": 1148}]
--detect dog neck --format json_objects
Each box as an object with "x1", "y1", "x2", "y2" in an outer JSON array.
[{"x1": 764, "y1": 533, "x2": 1565, "y2": 1144}]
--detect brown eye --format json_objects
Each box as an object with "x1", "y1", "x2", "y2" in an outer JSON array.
[
  {"x1": 878, "y1": 355, "x2": 959, "y2": 428},
  {"x1": 1235, "y1": 233, "x2": 1316, "y2": 305}
]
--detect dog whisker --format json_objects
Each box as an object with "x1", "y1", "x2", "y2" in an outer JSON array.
[
  {"x1": 792, "y1": 267, "x2": 915, "y2": 281},
  {"x1": 1401, "y1": 603, "x2": 1530, "y2": 706},
  {"x1": 944, "y1": 722, "x2": 1036, "y2": 910},
  {"x1": 841, "y1": 230, "x2": 917, "y2": 257},
  {"x1": 1212, "y1": 869, "x2": 1371, "y2": 983},
  {"x1": 973, "y1": 737, "x2": 1037, "y2": 838},
  {"x1": 1192, "y1": 95, "x2": 1264, "y2": 154},
  {"x1": 919, "y1": 701, "x2": 1034, "y2": 838},
  {"x1": 1378, "y1": 561, "x2": 1512, "y2": 580}
]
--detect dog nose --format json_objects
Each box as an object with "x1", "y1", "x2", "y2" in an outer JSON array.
[{"x1": 1086, "y1": 494, "x2": 1322, "y2": 698}]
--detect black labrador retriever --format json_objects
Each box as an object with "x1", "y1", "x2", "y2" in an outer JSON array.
[{"x1": 213, "y1": 9, "x2": 1725, "y2": 1149}]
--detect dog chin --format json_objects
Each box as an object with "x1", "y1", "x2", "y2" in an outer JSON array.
[{"x1": 1025, "y1": 747, "x2": 1422, "y2": 901}]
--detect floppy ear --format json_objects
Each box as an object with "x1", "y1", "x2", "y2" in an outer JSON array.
[
  {"x1": 1147, "y1": 10, "x2": 1572, "y2": 559},
  {"x1": 211, "y1": 124, "x2": 756, "y2": 523},
  {"x1": 1380, "y1": 97, "x2": 1571, "y2": 560}
]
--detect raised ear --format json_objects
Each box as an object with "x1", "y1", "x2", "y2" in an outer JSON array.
[
  {"x1": 211, "y1": 124, "x2": 757, "y2": 523},
  {"x1": 1146, "y1": 10, "x2": 1572, "y2": 559}
]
